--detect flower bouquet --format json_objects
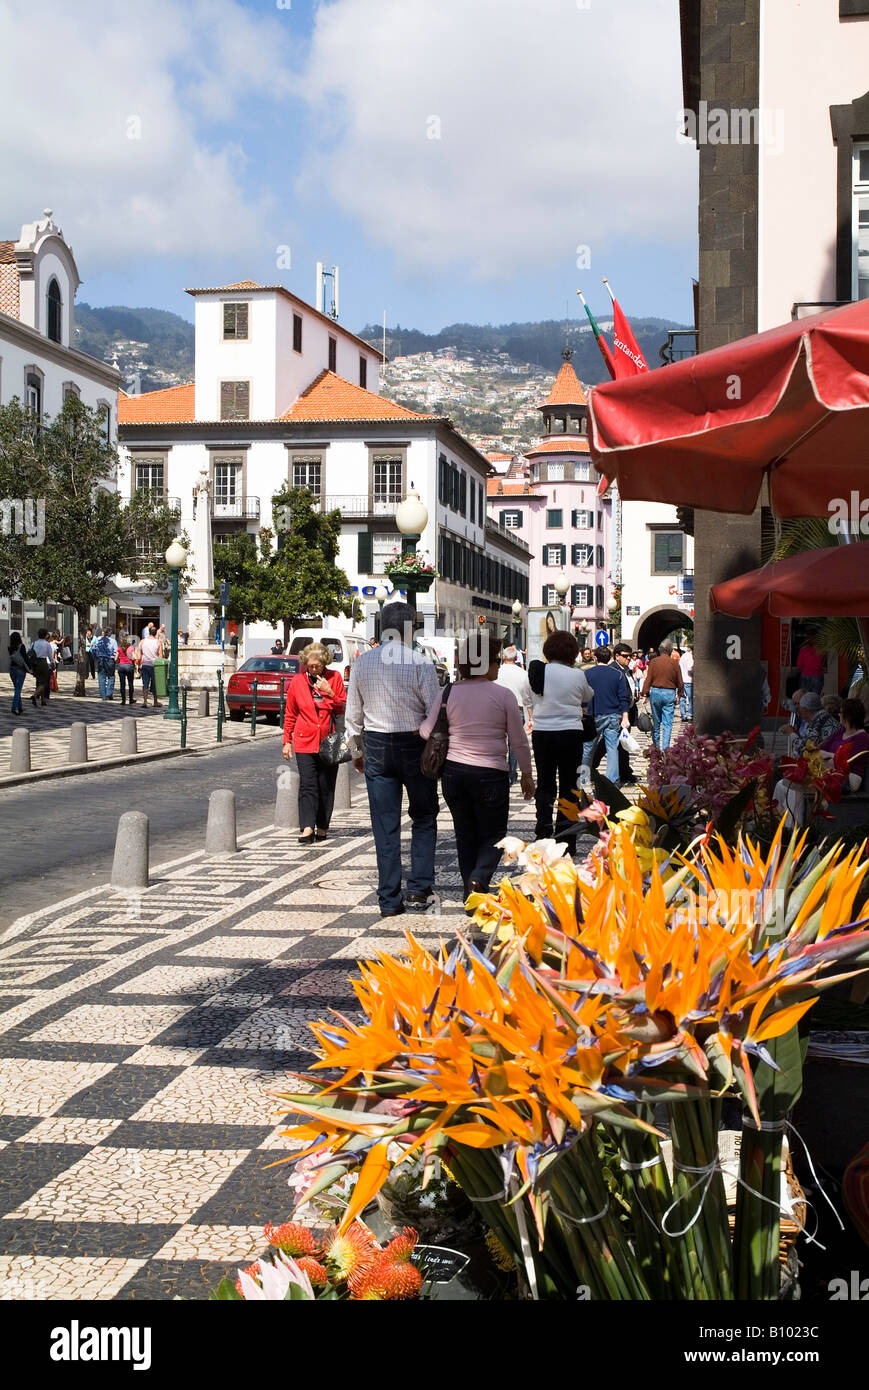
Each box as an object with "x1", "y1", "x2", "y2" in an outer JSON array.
[
  {"x1": 383, "y1": 549, "x2": 437, "y2": 577},
  {"x1": 211, "y1": 1220, "x2": 424, "y2": 1301}
]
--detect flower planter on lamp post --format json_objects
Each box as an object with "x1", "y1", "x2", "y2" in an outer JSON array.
[{"x1": 164, "y1": 539, "x2": 188, "y2": 721}]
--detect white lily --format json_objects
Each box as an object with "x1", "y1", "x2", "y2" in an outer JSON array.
[{"x1": 237, "y1": 1251, "x2": 315, "y2": 1301}]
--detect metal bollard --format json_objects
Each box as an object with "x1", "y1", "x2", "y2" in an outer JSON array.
[
  {"x1": 10, "y1": 728, "x2": 31, "y2": 774},
  {"x1": 181, "y1": 686, "x2": 188, "y2": 750},
  {"x1": 111, "y1": 810, "x2": 149, "y2": 889},
  {"x1": 216, "y1": 672, "x2": 224, "y2": 742},
  {"x1": 206, "y1": 788, "x2": 237, "y2": 855},
  {"x1": 249, "y1": 678, "x2": 258, "y2": 735},
  {"x1": 197, "y1": 689, "x2": 209, "y2": 718},
  {"x1": 120, "y1": 719, "x2": 138, "y2": 756},
  {"x1": 68, "y1": 722, "x2": 88, "y2": 764}
]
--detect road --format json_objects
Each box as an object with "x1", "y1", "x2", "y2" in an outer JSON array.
[{"x1": 0, "y1": 738, "x2": 289, "y2": 931}]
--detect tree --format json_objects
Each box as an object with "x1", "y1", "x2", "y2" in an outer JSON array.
[
  {"x1": 0, "y1": 396, "x2": 181, "y2": 695},
  {"x1": 212, "y1": 529, "x2": 272, "y2": 625},
  {"x1": 263, "y1": 486, "x2": 352, "y2": 645}
]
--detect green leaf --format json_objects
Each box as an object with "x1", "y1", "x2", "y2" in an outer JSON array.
[
  {"x1": 592, "y1": 772, "x2": 631, "y2": 816},
  {"x1": 210, "y1": 1276, "x2": 243, "y2": 1300}
]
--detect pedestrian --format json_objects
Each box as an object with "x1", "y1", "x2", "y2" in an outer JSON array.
[
  {"x1": 85, "y1": 627, "x2": 96, "y2": 680},
  {"x1": 821, "y1": 697, "x2": 869, "y2": 789},
  {"x1": 421, "y1": 637, "x2": 534, "y2": 904},
  {"x1": 641, "y1": 639, "x2": 684, "y2": 750},
  {"x1": 271, "y1": 638, "x2": 285, "y2": 656},
  {"x1": 796, "y1": 638, "x2": 825, "y2": 695},
  {"x1": 581, "y1": 646, "x2": 631, "y2": 786},
  {"x1": 580, "y1": 646, "x2": 595, "y2": 669},
  {"x1": 117, "y1": 636, "x2": 137, "y2": 705},
  {"x1": 282, "y1": 642, "x2": 347, "y2": 845},
  {"x1": 139, "y1": 623, "x2": 162, "y2": 708},
  {"x1": 8, "y1": 631, "x2": 32, "y2": 715},
  {"x1": 28, "y1": 627, "x2": 54, "y2": 706},
  {"x1": 60, "y1": 634, "x2": 74, "y2": 666},
  {"x1": 679, "y1": 646, "x2": 694, "y2": 721},
  {"x1": 790, "y1": 691, "x2": 839, "y2": 755},
  {"x1": 345, "y1": 601, "x2": 440, "y2": 917},
  {"x1": 496, "y1": 644, "x2": 533, "y2": 785},
  {"x1": 92, "y1": 628, "x2": 118, "y2": 700},
  {"x1": 527, "y1": 630, "x2": 593, "y2": 855}
]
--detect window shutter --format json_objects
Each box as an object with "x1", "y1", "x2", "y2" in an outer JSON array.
[
  {"x1": 470, "y1": 482, "x2": 476, "y2": 524},
  {"x1": 560, "y1": 544, "x2": 567, "y2": 565},
  {"x1": 596, "y1": 585, "x2": 604, "y2": 608},
  {"x1": 358, "y1": 531, "x2": 373, "y2": 573},
  {"x1": 597, "y1": 545, "x2": 605, "y2": 567},
  {"x1": 542, "y1": 585, "x2": 549, "y2": 605}
]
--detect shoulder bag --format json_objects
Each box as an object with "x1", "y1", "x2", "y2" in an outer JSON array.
[
  {"x1": 420, "y1": 682, "x2": 452, "y2": 780},
  {"x1": 319, "y1": 715, "x2": 352, "y2": 765}
]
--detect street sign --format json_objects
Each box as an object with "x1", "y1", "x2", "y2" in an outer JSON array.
[
  {"x1": 219, "y1": 581, "x2": 230, "y2": 607},
  {"x1": 595, "y1": 630, "x2": 609, "y2": 647}
]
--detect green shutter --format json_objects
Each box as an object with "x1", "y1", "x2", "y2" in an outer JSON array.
[{"x1": 358, "y1": 531, "x2": 373, "y2": 573}]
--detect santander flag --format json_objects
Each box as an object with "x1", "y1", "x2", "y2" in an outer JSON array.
[{"x1": 611, "y1": 298, "x2": 648, "y2": 378}]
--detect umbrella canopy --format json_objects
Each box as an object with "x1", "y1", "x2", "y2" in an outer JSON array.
[
  {"x1": 709, "y1": 542, "x2": 869, "y2": 618},
  {"x1": 588, "y1": 299, "x2": 869, "y2": 517}
]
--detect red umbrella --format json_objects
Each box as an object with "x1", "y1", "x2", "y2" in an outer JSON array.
[
  {"x1": 587, "y1": 299, "x2": 869, "y2": 517},
  {"x1": 709, "y1": 543, "x2": 869, "y2": 617}
]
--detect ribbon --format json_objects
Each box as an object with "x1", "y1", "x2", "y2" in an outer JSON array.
[
  {"x1": 548, "y1": 1192, "x2": 610, "y2": 1226},
  {"x1": 661, "y1": 1157, "x2": 721, "y2": 1237}
]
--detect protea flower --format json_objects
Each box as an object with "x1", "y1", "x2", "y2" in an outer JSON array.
[
  {"x1": 236, "y1": 1251, "x2": 315, "y2": 1300},
  {"x1": 351, "y1": 1259, "x2": 423, "y2": 1300},
  {"x1": 324, "y1": 1222, "x2": 379, "y2": 1293},
  {"x1": 263, "y1": 1220, "x2": 320, "y2": 1258},
  {"x1": 381, "y1": 1227, "x2": 417, "y2": 1263}
]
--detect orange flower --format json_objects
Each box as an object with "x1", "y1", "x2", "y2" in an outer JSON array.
[
  {"x1": 295, "y1": 1256, "x2": 329, "y2": 1287},
  {"x1": 382, "y1": 1227, "x2": 418, "y2": 1263},
  {"x1": 352, "y1": 1258, "x2": 423, "y2": 1300},
  {"x1": 324, "y1": 1223, "x2": 379, "y2": 1292},
  {"x1": 263, "y1": 1221, "x2": 320, "y2": 1258}
]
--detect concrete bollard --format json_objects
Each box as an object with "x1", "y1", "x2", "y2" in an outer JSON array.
[
  {"x1": 206, "y1": 788, "x2": 238, "y2": 855},
  {"x1": 68, "y1": 722, "x2": 88, "y2": 764},
  {"x1": 120, "y1": 719, "x2": 138, "y2": 756},
  {"x1": 10, "y1": 728, "x2": 31, "y2": 774},
  {"x1": 334, "y1": 761, "x2": 352, "y2": 811},
  {"x1": 275, "y1": 764, "x2": 299, "y2": 829},
  {"x1": 197, "y1": 689, "x2": 210, "y2": 718},
  {"x1": 111, "y1": 810, "x2": 149, "y2": 889}
]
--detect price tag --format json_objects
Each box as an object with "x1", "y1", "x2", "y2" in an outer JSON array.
[{"x1": 410, "y1": 1244, "x2": 471, "y2": 1283}]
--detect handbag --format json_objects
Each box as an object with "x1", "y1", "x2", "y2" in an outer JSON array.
[
  {"x1": 637, "y1": 710, "x2": 653, "y2": 735},
  {"x1": 421, "y1": 682, "x2": 452, "y2": 780},
  {"x1": 319, "y1": 716, "x2": 352, "y2": 765}
]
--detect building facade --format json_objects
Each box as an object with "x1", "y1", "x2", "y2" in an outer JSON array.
[
  {"x1": 0, "y1": 210, "x2": 120, "y2": 648},
  {"x1": 118, "y1": 280, "x2": 529, "y2": 646}
]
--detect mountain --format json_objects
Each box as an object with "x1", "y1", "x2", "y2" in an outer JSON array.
[{"x1": 74, "y1": 303, "x2": 194, "y2": 393}]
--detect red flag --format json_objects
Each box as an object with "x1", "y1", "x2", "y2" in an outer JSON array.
[{"x1": 610, "y1": 297, "x2": 648, "y2": 378}]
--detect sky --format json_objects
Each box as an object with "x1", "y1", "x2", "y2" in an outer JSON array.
[{"x1": 0, "y1": 0, "x2": 698, "y2": 335}]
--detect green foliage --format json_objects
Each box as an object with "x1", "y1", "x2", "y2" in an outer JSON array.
[
  {"x1": 773, "y1": 518, "x2": 866, "y2": 667},
  {"x1": 212, "y1": 529, "x2": 272, "y2": 624}
]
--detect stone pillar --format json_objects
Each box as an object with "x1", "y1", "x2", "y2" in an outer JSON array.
[
  {"x1": 112, "y1": 811, "x2": 149, "y2": 889},
  {"x1": 120, "y1": 720, "x2": 138, "y2": 756},
  {"x1": 10, "y1": 728, "x2": 31, "y2": 774},
  {"x1": 68, "y1": 722, "x2": 88, "y2": 764},
  {"x1": 275, "y1": 765, "x2": 299, "y2": 828},
  {"x1": 206, "y1": 788, "x2": 237, "y2": 855},
  {"x1": 334, "y1": 761, "x2": 352, "y2": 810}
]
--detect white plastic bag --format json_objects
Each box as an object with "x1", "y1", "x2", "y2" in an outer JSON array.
[{"x1": 619, "y1": 729, "x2": 640, "y2": 755}]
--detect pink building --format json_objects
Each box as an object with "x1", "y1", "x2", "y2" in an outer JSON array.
[{"x1": 487, "y1": 351, "x2": 614, "y2": 639}]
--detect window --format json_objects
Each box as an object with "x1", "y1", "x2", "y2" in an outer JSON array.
[
  {"x1": 572, "y1": 585, "x2": 591, "y2": 607},
  {"x1": 572, "y1": 543, "x2": 592, "y2": 566},
  {"x1": 214, "y1": 533, "x2": 235, "y2": 547},
  {"x1": 373, "y1": 533, "x2": 402, "y2": 569},
  {"x1": 223, "y1": 303, "x2": 249, "y2": 340},
  {"x1": 854, "y1": 143, "x2": 869, "y2": 298},
  {"x1": 372, "y1": 454, "x2": 403, "y2": 512},
  {"x1": 134, "y1": 535, "x2": 160, "y2": 563},
  {"x1": 479, "y1": 481, "x2": 484, "y2": 521},
  {"x1": 597, "y1": 545, "x2": 605, "y2": 567},
  {"x1": 358, "y1": 532, "x2": 373, "y2": 573},
  {"x1": 542, "y1": 586, "x2": 560, "y2": 605},
  {"x1": 293, "y1": 313, "x2": 303, "y2": 352},
  {"x1": 135, "y1": 458, "x2": 165, "y2": 497},
  {"x1": 25, "y1": 371, "x2": 42, "y2": 418},
  {"x1": 572, "y1": 508, "x2": 593, "y2": 528},
  {"x1": 652, "y1": 531, "x2": 684, "y2": 574},
  {"x1": 438, "y1": 453, "x2": 449, "y2": 504},
  {"x1": 500, "y1": 509, "x2": 522, "y2": 529},
  {"x1": 213, "y1": 456, "x2": 242, "y2": 515},
  {"x1": 597, "y1": 510, "x2": 603, "y2": 528},
  {"x1": 220, "y1": 381, "x2": 250, "y2": 420},
  {"x1": 62, "y1": 382, "x2": 80, "y2": 402},
  {"x1": 100, "y1": 404, "x2": 112, "y2": 447},
  {"x1": 548, "y1": 462, "x2": 564, "y2": 481},
  {"x1": 46, "y1": 278, "x2": 61, "y2": 343},
  {"x1": 359, "y1": 355, "x2": 368, "y2": 389},
  {"x1": 544, "y1": 544, "x2": 566, "y2": 566},
  {"x1": 546, "y1": 509, "x2": 563, "y2": 528},
  {"x1": 292, "y1": 455, "x2": 322, "y2": 497},
  {"x1": 328, "y1": 336, "x2": 337, "y2": 372},
  {"x1": 574, "y1": 459, "x2": 590, "y2": 480},
  {"x1": 459, "y1": 472, "x2": 467, "y2": 516},
  {"x1": 841, "y1": 2, "x2": 869, "y2": 16}
]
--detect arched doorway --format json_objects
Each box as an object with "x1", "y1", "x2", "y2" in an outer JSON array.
[{"x1": 632, "y1": 605, "x2": 693, "y2": 652}]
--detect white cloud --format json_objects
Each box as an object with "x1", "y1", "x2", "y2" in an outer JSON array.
[
  {"x1": 0, "y1": 0, "x2": 296, "y2": 266},
  {"x1": 295, "y1": 0, "x2": 696, "y2": 281}
]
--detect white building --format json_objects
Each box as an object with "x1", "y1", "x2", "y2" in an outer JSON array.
[
  {"x1": 619, "y1": 498, "x2": 694, "y2": 652},
  {"x1": 118, "y1": 279, "x2": 529, "y2": 645},
  {"x1": 0, "y1": 210, "x2": 120, "y2": 647}
]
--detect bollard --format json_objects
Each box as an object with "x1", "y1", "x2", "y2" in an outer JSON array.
[
  {"x1": 334, "y1": 760, "x2": 352, "y2": 811},
  {"x1": 10, "y1": 728, "x2": 31, "y2": 774},
  {"x1": 249, "y1": 678, "x2": 258, "y2": 735},
  {"x1": 68, "y1": 722, "x2": 88, "y2": 764},
  {"x1": 181, "y1": 686, "x2": 188, "y2": 749},
  {"x1": 275, "y1": 762, "x2": 299, "y2": 829},
  {"x1": 197, "y1": 689, "x2": 209, "y2": 718},
  {"x1": 206, "y1": 788, "x2": 237, "y2": 855},
  {"x1": 120, "y1": 719, "x2": 138, "y2": 756},
  {"x1": 111, "y1": 810, "x2": 149, "y2": 889},
  {"x1": 216, "y1": 672, "x2": 224, "y2": 742}
]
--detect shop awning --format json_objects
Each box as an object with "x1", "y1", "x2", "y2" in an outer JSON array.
[{"x1": 709, "y1": 541, "x2": 869, "y2": 618}]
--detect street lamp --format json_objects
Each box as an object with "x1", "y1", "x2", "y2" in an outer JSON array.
[
  {"x1": 395, "y1": 486, "x2": 429, "y2": 614},
  {"x1": 373, "y1": 582, "x2": 389, "y2": 640},
  {"x1": 553, "y1": 571, "x2": 570, "y2": 631},
  {"x1": 511, "y1": 598, "x2": 523, "y2": 648},
  {"x1": 164, "y1": 539, "x2": 187, "y2": 721}
]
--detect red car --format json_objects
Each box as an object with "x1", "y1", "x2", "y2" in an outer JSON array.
[{"x1": 226, "y1": 656, "x2": 300, "y2": 723}]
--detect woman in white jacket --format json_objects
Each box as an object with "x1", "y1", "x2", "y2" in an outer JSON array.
[{"x1": 527, "y1": 630, "x2": 593, "y2": 856}]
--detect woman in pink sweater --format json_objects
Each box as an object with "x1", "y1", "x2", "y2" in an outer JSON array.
[{"x1": 420, "y1": 637, "x2": 534, "y2": 904}]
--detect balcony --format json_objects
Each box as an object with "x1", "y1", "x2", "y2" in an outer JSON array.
[
  {"x1": 210, "y1": 496, "x2": 260, "y2": 521},
  {"x1": 659, "y1": 329, "x2": 697, "y2": 364},
  {"x1": 791, "y1": 300, "x2": 852, "y2": 320},
  {"x1": 309, "y1": 494, "x2": 401, "y2": 518},
  {"x1": 129, "y1": 491, "x2": 181, "y2": 512}
]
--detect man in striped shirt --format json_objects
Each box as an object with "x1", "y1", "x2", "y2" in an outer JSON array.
[{"x1": 346, "y1": 602, "x2": 440, "y2": 917}]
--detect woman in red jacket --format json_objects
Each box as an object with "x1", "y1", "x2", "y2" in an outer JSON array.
[{"x1": 282, "y1": 642, "x2": 347, "y2": 844}]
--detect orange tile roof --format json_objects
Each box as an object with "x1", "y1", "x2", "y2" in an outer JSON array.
[
  {"x1": 486, "y1": 451, "x2": 513, "y2": 460},
  {"x1": 0, "y1": 241, "x2": 17, "y2": 264},
  {"x1": 487, "y1": 479, "x2": 531, "y2": 495},
  {"x1": 525, "y1": 435, "x2": 590, "y2": 456},
  {"x1": 543, "y1": 359, "x2": 588, "y2": 407},
  {"x1": 220, "y1": 280, "x2": 262, "y2": 290},
  {"x1": 118, "y1": 382, "x2": 195, "y2": 424},
  {"x1": 281, "y1": 370, "x2": 438, "y2": 423}
]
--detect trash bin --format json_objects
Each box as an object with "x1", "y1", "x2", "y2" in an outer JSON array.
[{"x1": 153, "y1": 658, "x2": 168, "y2": 698}]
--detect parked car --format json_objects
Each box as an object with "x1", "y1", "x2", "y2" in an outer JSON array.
[
  {"x1": 287, "y1": 629, "x2": 368, "y2": 684},
  {"x1": 226, "y1": 655, "x2": 300, "y2": 722}
]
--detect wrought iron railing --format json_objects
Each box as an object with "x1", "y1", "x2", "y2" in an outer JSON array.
[{"x1": 210, "y1": 496, "x2": 260, "y2": 520}]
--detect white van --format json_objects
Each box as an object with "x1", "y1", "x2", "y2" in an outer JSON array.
[{"x1": 288, "y1": 629, "x2": 369, "y2": 683}]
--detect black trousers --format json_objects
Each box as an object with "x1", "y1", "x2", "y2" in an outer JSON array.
[
  {"x1": 532, "y1": 729, "x2": 584, "y2": 854},
  {"x1": 118, "y1": 666, "x2": 134, "y2": 701},
  {"x1": 441, "y1": 761, "x2": 510, "y2": 897},
  {"x1": 296, "y1": 751, "x2": 339, "y2": 831}
]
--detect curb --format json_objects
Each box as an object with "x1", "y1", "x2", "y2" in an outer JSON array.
[{"x1": 0, "y1": 725, "x2": 282, "y2": 790}]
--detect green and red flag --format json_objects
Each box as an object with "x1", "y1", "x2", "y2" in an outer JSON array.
[{"x1": 577, "y1": 290, "x2": 616, "y2": 381}]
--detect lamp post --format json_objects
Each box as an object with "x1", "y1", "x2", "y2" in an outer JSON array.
[
  {"x1": 554, "y1": 571, "x2": 570, "y2": 631},
  {"x1": 511, "y1": 598, "x2": 523, "y2": 649},
  {"x1": 394, "y1": 486, "x2": 429, "y2": 615},
  {"x1": 164, "y1": 539, "x2": 187, "y2": 721},
  {"x1": 373, "y1": 582, "x2": 388, "y2": 640}
]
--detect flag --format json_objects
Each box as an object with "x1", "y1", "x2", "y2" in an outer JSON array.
[
  {"x1": 605, "y1": 283, "x2": 648, "y2": 378},
  {"x1": 577, "y1": 291, "x2": 616, "y2": 381}
]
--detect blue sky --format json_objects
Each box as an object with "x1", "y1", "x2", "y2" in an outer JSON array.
[{"x1": 1, "y1": 0, "x2": 697, "y2": 335}]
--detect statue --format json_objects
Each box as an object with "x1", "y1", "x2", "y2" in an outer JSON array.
[{"x1": 187, "y1": 469, "x2": 214, "y2": 642}]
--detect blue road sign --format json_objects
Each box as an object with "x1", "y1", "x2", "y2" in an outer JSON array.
[
  {"x1": 219, "y1": 581, "x2": 230, "y2": 607},
  {"x1": 595, "y1": 630, "x2": 609, "y2": 647}
]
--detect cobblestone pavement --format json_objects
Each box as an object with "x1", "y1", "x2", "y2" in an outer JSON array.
[
  {"x1": 0, "y1": 730, "x2": 658, "y2": 1301},
  {"x1": 0, "y1": 669, "x2": 279, "y2": 776}
]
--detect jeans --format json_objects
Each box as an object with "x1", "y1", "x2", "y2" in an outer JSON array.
[
  {"x1": 441, "y1": 761, "x2": 510, "y2": 897},
  {"x1": 532, "y1": 728, "x2": 584, "y2": 854},
  {"x1": 680, "y1": 681, "x2": 693, "y2": 721},
  {"x1": 582, "y1": 712, "x2": 622, "y2": 784},
  {"x1": 295, "y1": 751, "x2": 339, "y2": 831},
  {"x1": 118, "y1": 666, "x2": 134, "y2": 701},
  {"x1": 649, "y1": 687, "x2": 677, "y2": 749},
  {"x1": 363, "y1": 732, "x2": 439, "y2": 912},
  {"x1": 507, "y1": 748, "x2": 518, "y2": 785},
  {"x1": 11, "y1": 667, "x2": 26, "y2": 713},
  {"x1": 141, "y1": 665, "x2": 156, "y2": 694},
  {"x1": 97, "y1": 662, "x2": 116, "y2": 699}
]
